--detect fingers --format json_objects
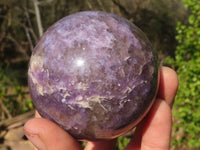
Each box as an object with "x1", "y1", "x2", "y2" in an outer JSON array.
[
  {"x1": 126, "y1": 99, "x2": 172, "y2": 150},
  {"x1": 125, "y1": 66, "x2": 179, "y2": 150},
  {"x1": 26, "y1": 111, "x2": 117, "y2": 150},
  {"x1": 84, "y1": 139, "x2": 117, "y2": 150},
  {"x1": 157, "y1": 66, "x2": 179, "y2": 107},
  {"x1": 143, "y1": 99, "x2": 172, "y2": 150},
  {"x1": 25, "y1": 114, "x2": 117, "y2": 150},
  {"x1": 24, "y1": 118, "x2": 82, "y2": 150}
]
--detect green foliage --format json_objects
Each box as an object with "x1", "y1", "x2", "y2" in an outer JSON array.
[
  {"x1": 117, "y1": 136, "x2": 131, "y2": 150},
  {"x1": 165, "y1": 0, "x2": 200, "y2": 148},
  {"x1": 0, "y1": 65, "x2": 33, "y2": 117}
]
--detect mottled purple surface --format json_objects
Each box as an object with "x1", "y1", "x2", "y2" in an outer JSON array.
[{"x1": 28, "y1": 11, "x2": 159, "y2": 140}]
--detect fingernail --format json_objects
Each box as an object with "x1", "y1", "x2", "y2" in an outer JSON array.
[{"x1": 24, "y1": 130, "x2": 47, "y2": 150}]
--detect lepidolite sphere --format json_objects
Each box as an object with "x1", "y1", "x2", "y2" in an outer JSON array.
[{"x1": 28, "y1": 11, "x2": 159, "y2": 140}]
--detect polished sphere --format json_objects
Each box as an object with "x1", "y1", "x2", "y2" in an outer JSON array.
[{"x1": 28, "y1": 11, "x2": 159, "y2": 140}]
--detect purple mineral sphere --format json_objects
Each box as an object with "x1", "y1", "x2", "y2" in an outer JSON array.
[{"x1": 28, "y1": 11, "x2": 159, "y2": 140}]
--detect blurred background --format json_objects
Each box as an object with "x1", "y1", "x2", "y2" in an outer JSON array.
[{"x1": 0, "y1": 0, "x2": 199, "y2": 149}]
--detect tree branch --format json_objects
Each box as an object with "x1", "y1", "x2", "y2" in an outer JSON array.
[
  {"x1": 0, "y1": 110, "x2": 35, "y2": 130},
  {"x1": 86, "y1": 0, "x2": 93, "y2": 10},
  {"x1": 24, "y1": 26, "x2": 34, "y2": 51},
  {"x1": 32, "y1": 0, "x2": 43, "y2": 37},
  {"x1": 6, "y1": 34, "x2": 29, "y2": 60},
  {"x1": 0, "y1": 99, "x2": 12, "y2": 119},
  {"x1": 96, "y1": 0, "x2": 106, "y2": 12},
  {"x1": 24, "y1": 7, "x2": 39, "y2": 43},
  {"x1": 112, "y1": 0, "x2": 132, "y2": 19}
]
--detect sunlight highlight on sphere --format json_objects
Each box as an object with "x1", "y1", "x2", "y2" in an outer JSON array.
[{"x1": 75, "y1": 58, "x2": 85, "y2": 67}]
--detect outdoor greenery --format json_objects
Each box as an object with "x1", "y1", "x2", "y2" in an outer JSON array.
[
  {"x1": 0, "y1": 64, "x2": 33, "y2": 118},
  {"x1": 0, "y1": 0, "x2": 199, "y2": 149},
  {"x1": 166, "y1": 0, "x2": 200, "y2": 148}
]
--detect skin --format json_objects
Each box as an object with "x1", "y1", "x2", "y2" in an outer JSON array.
[{"x1": 24, "y1": 66, "x2": 179, "y2": 150}]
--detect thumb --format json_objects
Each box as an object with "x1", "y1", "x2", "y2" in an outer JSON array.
[{"x1": 24, "y1": 118, "x2": 82, "y2": 150}]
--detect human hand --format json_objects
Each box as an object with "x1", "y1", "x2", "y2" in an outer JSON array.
[{"x1": 24, "y1": 66, "x2": 178, "y2": 150}]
